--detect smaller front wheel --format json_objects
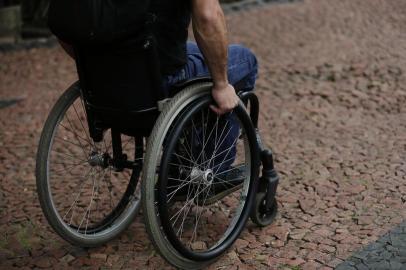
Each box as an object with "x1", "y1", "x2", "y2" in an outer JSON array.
[{"x1": 250, "y1": 193, "x2": 278, "y2": 227}]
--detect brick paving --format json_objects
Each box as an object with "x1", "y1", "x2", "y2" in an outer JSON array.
[{"x1": 1, "y1": 0, "x2": 406, "y2": 269}]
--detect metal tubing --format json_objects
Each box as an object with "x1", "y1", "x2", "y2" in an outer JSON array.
[
  {"x1": 239, "y1": 91, "x2": 259, "y2": 128},
  {"x1": 111, "y1": 129, "x2": 123, "y2": 160}
]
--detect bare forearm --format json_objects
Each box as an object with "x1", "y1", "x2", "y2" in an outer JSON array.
[{"x1": 192, "y1": 1, "x2": 228, "y2": 87}]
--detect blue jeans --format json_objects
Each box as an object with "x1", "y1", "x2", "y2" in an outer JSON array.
[
  {"x1": 164, "y1": 42, "x2": 258, "y2": 172},
  {"x1": 163, "y1": 42, "x2": 258, "y2": 92}
]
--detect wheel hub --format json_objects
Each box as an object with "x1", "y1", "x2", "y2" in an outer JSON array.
[
  {"x1": 190, "y1": 167, "x2": 214, "y2": 186},
  {"x1": 203, "y1": 169, "x2": 214, "y2": 185},
  {"x1": 88, "y1": 151, "x2": 108, "y2": 168}
]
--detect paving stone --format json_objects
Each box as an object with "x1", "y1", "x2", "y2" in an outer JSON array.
[
  {"x1": 318, "y1": 244, "x2": 336, "y2": 253},
  {"x1": 354, "y1": 263, "x2": 369, "y2": 270},
  {"x1": 89, "y1": 253, "x2": 107, "y2": 261},
  {"x1": 336, "y1": 262, "x2": 357, "y2": 270},
  {"x1": 389, "y1": 261, "x2": 404, "y2": 270},
  {"x1": 34, "y1": 257, "x2": 55, "y2": 268},
  {"x1": 301, "y1": 260, "x2": 323, "y2": 270},
  {"x1": 270, "y1": 226, "x2": 290, "y2": 242},
  {"x1": 60, "y1": 254, "x2": 75, "y2": 264},
  {"x1": 326, "y1": 258, "x2": 343, "y2": 268}
]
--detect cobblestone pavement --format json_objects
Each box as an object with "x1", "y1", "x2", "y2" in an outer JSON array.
[
  {"x1": 1, "y1": 0, "x2": 406, "y2": 269},
  {"x1": 336, "y1": 221, "x2": 406, "y2": 270}
]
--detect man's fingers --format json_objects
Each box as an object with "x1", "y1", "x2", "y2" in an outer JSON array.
[
  {"x1": 210, "y1": 104, "x2": 226, "y2": 115},
  {"x1": 209, "y1": 105, "x2": 220, "y2": 114}
]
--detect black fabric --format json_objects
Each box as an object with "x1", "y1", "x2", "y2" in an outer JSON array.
[
  {"x1": 76, "y1": 36, "x2": 162, "y2": 112},
  {"x1": 150, "y1": 0, "x2": 191, "y2": 75},
  {"x1": 49, "y1": 0, "x2": 191, "y2": 73},
  {"x1": 48, "y1": 0, "x2": 151, "y2": 44},
  {"x1": 75, "y1": 36, "x2": 163, "y2": 137}
]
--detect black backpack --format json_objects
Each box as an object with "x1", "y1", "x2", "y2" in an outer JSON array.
[{"x1": 48, "y1": 0, "x2": 152, "y2": 44}]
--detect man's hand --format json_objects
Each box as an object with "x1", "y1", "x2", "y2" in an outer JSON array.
[{"x1": 210, "y1": 83, "x2": 239, "y2": 115}]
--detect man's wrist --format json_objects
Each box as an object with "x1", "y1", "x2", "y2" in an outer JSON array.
[{"x1": 213, "y1": 80, "x2": 229, "y2": 90}]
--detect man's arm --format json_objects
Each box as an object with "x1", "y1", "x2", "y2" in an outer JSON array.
[{"x1": 191, "y1": 0, "x2": 239, "y2": 115}]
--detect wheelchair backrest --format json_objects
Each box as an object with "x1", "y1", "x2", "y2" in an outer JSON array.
[{"x1": 73, "y1": 35, "x2": 164, "y2": 140}]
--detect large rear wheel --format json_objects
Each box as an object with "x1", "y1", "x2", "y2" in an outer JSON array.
[
  {"x1": 142, "y1": 83, "x2": 260, "y2": 269},
  {"x1": 36, "y1": 82, "x2": 142, "y2": 247}
]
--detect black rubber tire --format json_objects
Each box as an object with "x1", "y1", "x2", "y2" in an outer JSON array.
[
  {"x1": 250, "y1": 193, "x2": 278, "y2": 227},
  {"x1": 141, "y1": 82, "x2": 260, "y2": 269},
  {"x1": 36, "y1": 82, "x2": 141, "y2": 247}
]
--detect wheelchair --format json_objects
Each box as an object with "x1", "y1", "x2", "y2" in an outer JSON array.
[{"x1": 36, "y1": 36, "x2": 279, "y2": 269}]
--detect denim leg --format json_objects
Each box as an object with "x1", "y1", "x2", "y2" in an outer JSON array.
[
  {"x1": 183, "y1": 42, "x2": 258, "y2": 91},
  {"x1": 226, "y1": 44, "x2": 258, "y2": 91},
  {"x1": 164, "y1": 42, "x2": 258, "y2": 172},
  {"x1": 163, "y1": 42, "x2": 258, "y2": 91}
]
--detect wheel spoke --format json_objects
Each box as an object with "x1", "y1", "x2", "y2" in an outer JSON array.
[
  {"x1": 204, "y1": 120, "x2": 231, "y2": 170},
  {"x1": 213, "y1": 136, "x2": 239, "y2": 175},
  {"x1": 190, "y1": 183, "x2": 212, "y2": 245},
  {"x1": 77, "y1": 167, "x2": 103, "y2": 233},
  {"x1": 50, "y1": 161, "x2": 89, "y2": 174},
  {"x1": 59, "y1": 122, "x2": 90, "y2": 145},
  {"x1": 64, "y1": 113, "x2": 93, "y2": 157},
  {"x1": 72, "y1": 102, "x2": 94, "y2": 148},
  {"x1": 191, "y1": 113, "x2": 223, "y2": 170},
  {"x1": 51, "y1": 150, "x2": 87, "y2": 163},
  {"x1": 62, "y1": 168, "x2": 94, "y2": 223}
]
